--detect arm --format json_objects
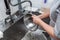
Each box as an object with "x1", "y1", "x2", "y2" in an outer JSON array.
[
  {"x1": 38, "y1": 19, "x2": 60, "y2": 40},
  {"x1": 32, "y1": 15, "x2": 60, "y2": 40},
  {"x1": 38, "y1": 8, "x2": 50, "y2": 19}
]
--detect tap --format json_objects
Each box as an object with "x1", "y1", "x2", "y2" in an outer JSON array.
[
  {"x1": 4, "y1": 0, "x2": 32, "y2": 23},
  {"x1": 9, "y1": 0, "x2": 32, "y2": 7},
  {"x1": 4, "y1": 0, "x2": 14, "y2": 23}
]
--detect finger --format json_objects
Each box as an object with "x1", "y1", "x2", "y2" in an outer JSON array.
[
  {"x1": 31, "y1": 15, "x2": 36, "y2": 18},
  {"x1": 32, "y1": 15, "x2": 37, "y2": 17}
]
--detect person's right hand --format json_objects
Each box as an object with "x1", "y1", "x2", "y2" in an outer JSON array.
[
  {"x1": 37, "y1": 15, "x2": 43, "y2": 19},
  {"x1": 32, "y1": 15, "x2": 41, "y2": 25}
]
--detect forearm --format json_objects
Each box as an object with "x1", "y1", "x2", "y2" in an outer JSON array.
[
  {"x1": 38, "y1": 13, "x2": 49, "y2": 19},
  {"x1": 38, "y1": 19, "x2": 59, "y2": 40},
  {"x1": 32, "y1": 15, "x2": 60, "y2": 40}
]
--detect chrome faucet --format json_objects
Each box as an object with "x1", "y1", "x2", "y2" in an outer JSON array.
[
  {"x1": 4, "y1": 0, "x2": 32, "y2": 24},
  {"x1": 4, "y1": 0, "x2": 14, "y2": 23},
  {"x1": 9, "y1": 0, "x2": 32, "y2": 7}
]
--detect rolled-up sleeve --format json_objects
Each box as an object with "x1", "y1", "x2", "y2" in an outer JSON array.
[{"x1": 54, "y1": 14, "x2": 60, "y2": 38}]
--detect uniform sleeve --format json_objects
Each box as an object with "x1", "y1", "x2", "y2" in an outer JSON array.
[
  {"x1": 50, "y1": 0, "x2": 60, "y2": 14},
  {"x1": 54, "y1": 14, "x2": 60, "y2": 39}
]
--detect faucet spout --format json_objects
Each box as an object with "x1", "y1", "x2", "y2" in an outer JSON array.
[
  {"x1": 9, "y1": 0, "x2": 32, "y2": 7},
  {"x1": 4, "y1": 0, "x2": 14, "y2": 23}
]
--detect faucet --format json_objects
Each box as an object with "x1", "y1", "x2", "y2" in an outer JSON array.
[
  {"x1": 4, "y1": 0, "x2": 32, "y2": 23},
  {"x1": 9, "y1": 0, "x2": 32, "y2": 7},
  {"x1": 9, "y1": 0, "x2": 32, "y2": 14},
  {"x1": 4, "y1": 0, "x2": 14, "y2": 23}
]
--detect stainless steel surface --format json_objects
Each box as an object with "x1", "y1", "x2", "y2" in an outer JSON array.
[
  {"x1": 21, "y1": 29, "x2": 47, "y2": 40},
  {"x1": 0, "y1": 11, "x2": 25, "y2": 32},
  {"x1": 23, "y1": 14, "x2": 38, "y2": 31},
  {"x1": 0, "y1": 12, "x2": 28, "y2": 40},
  {"x1": 0, "y1": 11, "x2": 50, "y2": 40}
]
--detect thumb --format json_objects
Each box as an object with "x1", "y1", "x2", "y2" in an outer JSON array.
[{"x1": 31, "y1": 16, "x2": 34, "y2": 18}]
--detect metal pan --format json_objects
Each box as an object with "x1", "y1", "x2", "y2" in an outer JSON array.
[{"x1": 23, "y1": 14, "x2": 38, "y2": 31}]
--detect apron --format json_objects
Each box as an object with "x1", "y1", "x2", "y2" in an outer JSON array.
[
  {"x1": 50, "y1": 11, "x2": 57, "y2": 40},
  {"x1": 50, "y1": 0, "x2": 60, "y2": 40}
]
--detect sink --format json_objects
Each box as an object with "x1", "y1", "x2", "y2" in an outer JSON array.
[
  {"x1": 0, "y1": 17, "x2": 28, "y2": 40},
  {"x1": 0, "y1": 17, "x2": 50, "y2": 40},
  {"x1": 0, "y1": 10, "x2": 50, "y2": 40}
]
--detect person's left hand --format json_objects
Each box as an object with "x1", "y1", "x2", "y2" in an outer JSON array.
[{"x1": 32, "y1": 15, "x2": 41, "y2": 25}]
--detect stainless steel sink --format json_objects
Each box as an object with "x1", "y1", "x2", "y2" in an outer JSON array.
[
  {"x1": 0, "y1": 16, "x2": 28, "y2": 40},
  {"x1": 0, "y1": 11, "x2": 50, "y2": 40}
]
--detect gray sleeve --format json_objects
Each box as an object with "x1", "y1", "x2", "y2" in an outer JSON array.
[
  {"x1": 54, "y1": 14, "x2": 60, "y2": 38},
  {"x1": 50, "y1": 0, "x2": 60, "y2": 14}
]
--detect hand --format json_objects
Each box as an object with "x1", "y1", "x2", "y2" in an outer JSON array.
[
  {"x1": 38, "y1": 8, "x2": 50, "y2": 19},
  {"x1": 41, "y1": 8, "x2": 50, "y2": 13},
  {"x1": 32, "y1": 15, "x2": 41, "y2": 25},
  {"x1": 37, "y1": 15, "x2": 43, "y2": 19}
]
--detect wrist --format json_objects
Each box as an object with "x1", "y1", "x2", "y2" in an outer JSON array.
[{"x1": 38, "y1": 19, "x2": 42, "y2": 25}]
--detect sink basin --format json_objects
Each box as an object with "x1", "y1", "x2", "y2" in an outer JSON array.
[
  {"x1": 0, "y1": 17, "x2": 28, "y2": 40},
  {"x1": 1, "y1": 18, "x2": 50, "y2": 40},
  {"x1": 0, "y1": 10, "x2": 50, "y2": 40}
]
